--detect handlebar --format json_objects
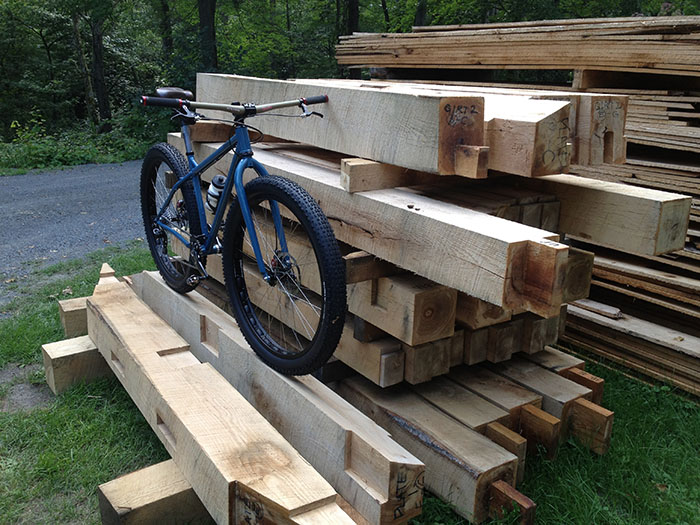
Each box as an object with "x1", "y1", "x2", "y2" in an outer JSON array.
[{"x1": 140, "y1": 94, "x2": 328, "y2": 117}]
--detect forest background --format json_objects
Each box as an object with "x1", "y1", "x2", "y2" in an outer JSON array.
[{"x1": 1, "y1": 0, "x2": 699, "y2": 173}]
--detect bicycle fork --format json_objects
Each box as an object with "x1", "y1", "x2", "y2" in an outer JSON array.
[{"x1": 232, "y1": 155, "x2": 290, "y2": 284}]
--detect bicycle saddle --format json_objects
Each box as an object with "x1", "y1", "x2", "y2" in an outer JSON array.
[{"x1": 156, "y1": 87, "x2": 194, "y2": 100}]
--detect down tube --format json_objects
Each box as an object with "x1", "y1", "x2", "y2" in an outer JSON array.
[{"x1": 233, "y1": 158, "x2": 290, "y2": 280}]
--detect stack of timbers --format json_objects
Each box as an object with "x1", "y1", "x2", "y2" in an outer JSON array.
[
  {"x1": 335, "y1": 16, "x2": 700, "y2": 77},
  {"x1": 166, "y1": 74, "x2": 690, "y2": 389},
  {"x1": 334, "y1": 18, "x2": 700, "y2": 395},
  {"x1": 45, "y1": 267, "x2": 619, "y2": 523},
  {"x1": 565, "y1": 57, "x2": 700, "y2": 395},
  {"x1": 48, "y1": 267, "x2": 427, "y2": 524},
  {"x1": 563, "y1": 298, "x2": 700, "y2": 396},
  {"x1": 561, "y1": 244, "x2": 700, "y2": 396},
  {"x1": 335, "y1": 16, "x2": 700, "y2": 252}
]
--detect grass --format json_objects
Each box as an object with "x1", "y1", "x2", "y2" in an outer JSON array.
[
  {"x1": 1, "y1": 243, "x2": 698, "y2": 524},
  {"x1": 0, "y1": 242, "x2": 159, "y2": 523},
  {"x1": 517, "y1": 360, "x2": 699, "y2": 525}
]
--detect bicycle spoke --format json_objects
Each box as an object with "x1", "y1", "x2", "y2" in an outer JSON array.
[{"x1": 239, "y1": 197, "x2": 327, "y2": 354}]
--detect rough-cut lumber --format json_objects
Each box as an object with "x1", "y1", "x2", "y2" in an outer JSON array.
[
  {"x1": 353, "y1": 316, "x2": 389, "y2": 342},
  {"x1": 456, "y1": 293, "x2": 512, "y2": 330},
  {"x1": 198, "y1": 74, "x2": 486, "y2": 177},
  {"x1": 488, "y1": 357, "x2": 612, "y2": 454},
  {"x1": 571, "y1": 298, "x2": 623, "y2": 319},
  {"x1": 170, "y1": 134, "x2": 572, "y2": 317},
  {"x1": 347, "y1": 275, "x2": 457, "y2": 346},
  {"x1": 562, "y1": 331, "x2": 700, "y2": 396},
  {"x1": 460, "y1": 309, "x2": 562, "y2": 366},
  {"x1": 463, "y1": 326, "x2": 489, "y2": 365},
  {"x1": 567, "y1": 304, "x2": 700, "y2": 361},
  {"x1": 337, "y1": 323, "x2": 405, "y2": 387},
  {"x1": 98, "y1": 263, "x2": 119, "y2": 285},
  {"x1": 133, "y1": 271, "x2": 425, "y2": 524},
  {"x1": 97, "y1": 460, "x2": 212, "y2": 525},
  {"x1": 414, "y1": 376, "x2": 527, "y2": 485},
  {"x1": 565, "y1": 304, "x2": 700, "y2": 395},
  {"x1": 569, "y1": 398, "x2": 614, "y2": 455},
  {"x1": 188, "y1": 121, "x2": 234, "y2": 143},
  {"x1": 336, "y1": 376, "x2": 517, "y2": 523},
  {"x1": 58, "y1": 297, "x2": 88, "y2": 338},
  {"x1": 561, "y1": 367, "x2": 605, "y2": 406},
  {"x1": 523, "y1": 174, "x2": 691, "y2": 255},
  {"x1": 354, "y1": 79, "x2": 628, "y2": 168},
  {"x1": 524, "y1": 345, "x2": 585, "y2": 375},
  {"x1": 560, "y1": 247, "x2": 595, "y2": 303},
  {"x1": 488, "y1": 357, "x2": 592, "y2": 422},
  {"x1": 445, "y1": 365, "x2": 559, "y2": 456},
  {"x1": 41, "y1": 335, "x2": 112, "y2": 395},
  {"x1": 448, "y1": 365, "x2": 541, "y2": 428},
  {"x1": 519, "y1": 313, "x2": 560, "y2": 355},
  {"x1": 175, "y1": 246, "x2": 407, "y2": 388},
  {"x1": 344, "y1": 251, "x2": 399, "y2": 283},
  {"x1": 340, "y1": 158, "x2": 436, "y2": 192},
  {"x1": 295, "y1": 78, "x2": 573, "y2": 177},
  {"x1": 336, "y1": 17, "x2": 700, "y2": 77},
  {"x1": 403, "y1": 338, "x2": 451, "y2": 384},
  {"x1": 485, "y1": 422, "x2": 528, "y2": 485},
  {"x1": 591, "y1": 254, "x2": 700, "y2": 310},
  {"x1": 519, "y1": 404, "x2": 561, "y2": 459},
  {"x1": 412, "y1": 376, "x2": 511, "y2": 432},
  {"x1": 487, "y1": 318, "x2": 523, "y2": 363},
  {"x1": 449, "y1": 328, "x2": 466, "y2": 367},
  {"x1": 488, "y1": 480, "x2": 536, "y2": 525},
  {"x1": 87, "y1": 281, "x2": 352, "y2": 525}
]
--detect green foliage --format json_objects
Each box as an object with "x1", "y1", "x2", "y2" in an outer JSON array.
[
  {"x1": 2, "y1": 0, "x2": 700, "y2": 172},
  {"x1": 0, "y1": 107, "x2": 172, "y2": 174}
]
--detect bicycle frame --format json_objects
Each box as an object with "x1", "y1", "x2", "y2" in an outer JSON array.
[{"x1": 154, "y1": 122, "x2": 289, "y2": 282}]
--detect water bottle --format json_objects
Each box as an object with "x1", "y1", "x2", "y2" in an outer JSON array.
[{"x1": 205, "y1": 175, "x2": 226, "y2": 213}]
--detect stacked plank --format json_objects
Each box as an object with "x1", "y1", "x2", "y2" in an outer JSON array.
[
  {"x1": 336, "y1": 16, "x2": 700, "y2": 77},
  {"x1": 43, "y1": 266, "x2": 619, "y2": 523},
  {"x1": 336, "y1": 18, "x2": 700, "y2": 395},
  {"x1": 563, "y1": 44, "x2": 700, "y2": 395},
  {"x1": 133, "y1": 271, "x2": 615, "y2": 522},
  {"x1": 563, "y1": 299, "x2": 700, "y2": 396},
  {"x1": 46, "y1": 267, "x2": 429, "y2": 525},
  {"x1": 45, "y1": 268, "x2": 553, "y2": 524},
  {"x1": 166, "y1": 74, "x2": 690, "y2": 391},
  {"x1": 567, "y1": 82, "x2": 700, "y2": 256},
  {"x1": 560, "y1": 245, "x2": 700, "y2": 396}
]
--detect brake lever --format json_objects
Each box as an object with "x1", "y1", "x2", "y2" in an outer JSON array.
[
  {"x1": 171, "y1": 105, "x2": 203, "y2": 124},
  {"x1": 300, "y1": 103, "x2": 324, "y2": 118}
]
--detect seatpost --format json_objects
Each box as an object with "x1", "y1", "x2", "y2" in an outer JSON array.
[{"x1": 181, "y1": 123, "x2": 196, "y2": 170}]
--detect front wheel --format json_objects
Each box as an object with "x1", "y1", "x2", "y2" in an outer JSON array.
[{"x1": 222, "y1": 175, "x2": 346, "y2": 375}]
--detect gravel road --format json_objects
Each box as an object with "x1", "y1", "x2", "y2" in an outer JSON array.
[{"x1": 0, "y1": 161, "x2": 144, "y2": 284}]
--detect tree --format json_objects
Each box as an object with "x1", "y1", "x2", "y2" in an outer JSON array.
[{"x1": 198, "y1": 0, "x2": 217, "y2": 71}]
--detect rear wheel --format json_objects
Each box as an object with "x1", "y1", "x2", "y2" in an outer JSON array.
[
  {"x1": 222, "y1": 175, "x2": 346, "y2": 375},
  {"x1": 140, "y1": 143, "x2": 204, "y2": 293}
]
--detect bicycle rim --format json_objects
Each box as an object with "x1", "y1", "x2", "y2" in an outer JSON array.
[{"x1": 223, "y1": 176, "x2": 345, "y2": 373}]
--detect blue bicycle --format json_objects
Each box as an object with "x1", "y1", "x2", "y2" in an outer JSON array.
[{"x1": 140, "y1": 87, "x2": 346, "y2": 375}]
